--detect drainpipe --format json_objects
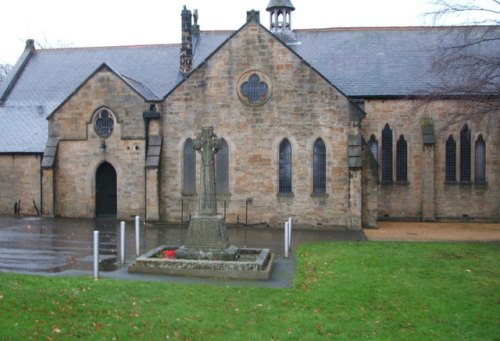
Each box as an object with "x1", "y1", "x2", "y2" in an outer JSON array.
[
  {"x1": 143, "y1": 105, "x2": 160, "y2": 220},
  {"x1": 39, "y1": 153, "x2": 43, "y2": 215}
]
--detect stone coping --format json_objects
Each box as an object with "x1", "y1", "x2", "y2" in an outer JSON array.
[{"x1": 128, "y1": 245, "x2": 274, "y2": 280}]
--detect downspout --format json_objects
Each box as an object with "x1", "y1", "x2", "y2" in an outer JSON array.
[
  {"x1": 39, "y1": 153, "x2": 43, "y2": 215},
  {"x1": 143, "y1": 105, "x2": 160, "y2": 220}
]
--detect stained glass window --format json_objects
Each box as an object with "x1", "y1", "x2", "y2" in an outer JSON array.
[
  {"x1": 313, "y1": 138, "x2": 326, "y2": 193},
  {"x1": 396, "y1": 135, "x2": 408, "y2": 182},
  {"x1": 460, "y1": 124, "x2": 471, "y2": 182},
  {"x1": 183, "y1": 138, "x2": 196, "y2": 194},
  {"x1": 381, "y1": 124, "x2": 393, "y2": 183},
  {"x1": 279, "y1": 139, "x2": 292, "y2": 193},
  {"x1": 216, "y1": 138, "x2": 229, "y2": 193},
  {"x1": 240, "y1": 74, "x2": 269, "y2": 104},
  {"x1": 368, "y1": 135, "x2": 378, "y2": 161},
  {"x1": 94, "y1": 109, "x2": 114, "y2": 138},
  {"x1": 445, "y1": 135, "x2": 456, "y2": 182},
  {"x1": 475, "y1": 135, "x2": 486, "y2": 182}
]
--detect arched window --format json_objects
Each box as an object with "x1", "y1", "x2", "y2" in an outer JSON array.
[
  {"x1": 396, "y1": 135, "x2": 408, "y2": 182},
  {"x1": 216, "y1": 138, "x2": 229, "y2": 193},
  {"x1": 279, "y1": 139, "x2": 292, "y2": 193},
  {"x1": 183, "y1": 138, "x2": 196, "y2": 194},
  {"x1": 445, "y1": 135, "x2": 456, "y2": 182},
  {"x1": 381, "y1": 124, "x2": 393, "y2": 183},
  {"x1": 475, "y1": 135, "x2": 486, "y2": 183},
  {"x1": 313, "y1": 138, "x2": 326, "y2": 194},
  {"x1": 460, "y1": 124, "x2": 471, "y2": 182},
  {"x1": 368, "y1": 134, "x2": 378, "y2": 161}
]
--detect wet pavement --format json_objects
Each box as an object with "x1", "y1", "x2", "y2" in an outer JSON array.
[{"x1": 0, "y1": 217, "x2": 365, "y2": 287}]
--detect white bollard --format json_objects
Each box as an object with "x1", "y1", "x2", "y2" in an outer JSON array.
[
  {"x1": 284, "y1": 221, "x2": 289, "y2": 258},
  {"x1": 135, "y1": 215, "x2": 140, "y2": 257},
  {"x1": 288, "y1": 217, "x2": 292, "y2": 252},
  {"x1": 120, "y1": 221, "x2": 125, "y2": 264},
  {"x1": 93, "y1": 231, "x2": 99, "y2": 280}
]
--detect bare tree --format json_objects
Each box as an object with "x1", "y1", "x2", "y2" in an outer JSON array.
[
  {"x1": 428, "y1": 0, "x2": 499, "y2": 26},
  {"x1": 422, "y1": 0, "x2": 500, "y2": 119},
  {"x1": 0, "y1": 64, "x2": 13, "y2": 85}
]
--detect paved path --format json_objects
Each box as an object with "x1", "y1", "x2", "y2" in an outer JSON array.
[
  {"x1": 364, "y1": 221, "x2": 500, "y2": 242},
  {"x1": 1, "y1": 217, "x2": 497, "y2": 286},
  {"x1": 0, "y1": 216, "x2": 364, "y2": 287}
]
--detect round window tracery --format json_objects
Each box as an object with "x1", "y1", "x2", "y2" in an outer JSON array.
[
  {"x1": 237, "y1": 70, "x2": 272, "y2": 106},
  {"x1": 93, "y1": 109, "x2": 114, "y2": 138}
]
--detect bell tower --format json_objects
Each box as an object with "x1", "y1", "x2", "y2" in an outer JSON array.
[{"x1": 266, "y1": 0, "x2": 298, "y2": 44}]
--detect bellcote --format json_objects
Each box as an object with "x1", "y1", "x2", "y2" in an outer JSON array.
[{"x1": 266, "y1": 0, "x2": 298, "y2": 44}]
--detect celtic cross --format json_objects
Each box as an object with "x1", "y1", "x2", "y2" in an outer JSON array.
[{"x1": 193, "y1": 126, "x2": 221, "y2": 216}]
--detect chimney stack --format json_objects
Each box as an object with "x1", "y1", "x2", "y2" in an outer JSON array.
[{"x1": 180, "y1": 6, "x2": 193, "y2": 75}]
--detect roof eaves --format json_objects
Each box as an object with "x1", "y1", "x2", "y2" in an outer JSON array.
[
  {"x1": 0, "y1": 40, "x2": 35, "y2": 104},
  {"x1": 47, "y1": 63, "x2": 154, "y2": 119}
]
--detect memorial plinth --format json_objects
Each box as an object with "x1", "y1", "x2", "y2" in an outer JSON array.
[{"x1": 129, "y1": 126, "x2": 273, "y2": 279}]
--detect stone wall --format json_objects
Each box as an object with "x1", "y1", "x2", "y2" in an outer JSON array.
[
  {"x1": 0, "y1": 154, "x2": 41, "y2": 215},
  {"x1": 162, "y1": 22, "x2": 356, "y2": 227},
  {"x1": 48, "y1": 68, "x2": 148, "y2": 218},
  {"x1": 49, "y1": 67, "x2": 146, "y2": 140},
  {"x1": 362, "y1": 99, "x2": 499, "y2": 221}
]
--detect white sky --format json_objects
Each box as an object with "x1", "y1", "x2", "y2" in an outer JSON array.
[{"x1": 0, "y1": 0, "x2": 492, "y2": 65}]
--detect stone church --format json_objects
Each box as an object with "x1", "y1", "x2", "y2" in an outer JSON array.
[{"x1": 0, "y1": 1, "x2": 498, "y2": 228}]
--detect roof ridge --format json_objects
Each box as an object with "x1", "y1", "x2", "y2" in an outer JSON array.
[
  {"x1": 294, "y1": 25, "x2": 499, "y2": 32},
  {"x1": 36, "y1": 43, "x2": 181, "y2": 53},
  {"x1": 36, "y1": 31, "x2": 236, "y2": 53}
]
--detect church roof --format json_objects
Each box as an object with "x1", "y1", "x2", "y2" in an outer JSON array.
[
  {"x1": 0, "y1": 106, "x2": 47, "y2": 153},
  {"x1": 0, "y1": 24, "x2": 498, "y2": 153}
]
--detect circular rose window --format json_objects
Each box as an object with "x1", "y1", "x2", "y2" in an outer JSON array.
[{"x1": 237, "y1": 70, "x2": 272, "y2": 106}]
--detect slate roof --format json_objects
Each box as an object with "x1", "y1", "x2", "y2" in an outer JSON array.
[
  {"x1": 0, "y1": 24, "x2": 498, "y2": 153},
  {"x1": 293, "y1": 26, "x2": 500, "y2": 98},
  {"x1": 0, "y1": 106, "x2": 47, "y2": 153}
]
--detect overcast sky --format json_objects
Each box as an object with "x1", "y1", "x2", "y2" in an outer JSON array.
[{"x1": 0, "y1": 0, "x2": 490, "y2": 65}]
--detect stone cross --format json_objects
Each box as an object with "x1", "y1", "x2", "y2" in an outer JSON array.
[{"x1": 193, "y1": 126, "x2": 221, "y2": 216}]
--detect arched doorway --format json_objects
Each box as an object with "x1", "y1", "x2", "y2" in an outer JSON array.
[{"x1": 95, "y1": 162, "x2": 117, "y2": 217}]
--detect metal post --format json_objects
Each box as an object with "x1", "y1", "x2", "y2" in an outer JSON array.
[
  {"x1": 284, "y1": 222, "x2": 289, "y2": 258},
  {"x1": 181, "y1": 199, "x2": 184, "y2": 223},
  {"x1": 245, "y1": 200, "x2": 248, "y2": 226},
  {"x1": 224, "y1": 200, "x2": 226, "y2": 220},
  {"x1": 135, "y1": 215, "x2": 140, "y2": 257},
  {"x1": 288, "y1": 217, "x2": 292, "y2": 252},
  {"x1": 93, "y1": 231, "x2": 99, "y2": 279},
  {"x1": 120, "y1": 221, "x2": 125, "y2": 264}
]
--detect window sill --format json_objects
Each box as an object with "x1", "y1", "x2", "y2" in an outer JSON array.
[
  {"x1": 381, "y1": 181, "x2": 393, "y2": 186},
  {"x1": 474, "y1": 181, "x2": 488, "y2": 187},
  {"x1": 459, "y1": 181, "x2": 472, "y2": 186},
  {"x1": 311, "y1": 192, "x2": 329, "y2": 198},
  {"x1": 395, "y1": 181, "x2": 409, "y2": 186},
  {"x1": 216, "y1": 192, "x2": 232, "y2": 200},
  {"x1": 277, "y1": 192, "x2": 294, "y2": 198},
  {"x1": 181, "y1": 192, "x2": 197, "y2": 197},
  {"x1": 444, "y1": 181, "x2": 457, "y2": 185}
]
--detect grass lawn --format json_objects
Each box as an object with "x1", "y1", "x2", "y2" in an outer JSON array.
[{"x1": 0, "y1": 242, "x2": 498, "y2": 340}]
